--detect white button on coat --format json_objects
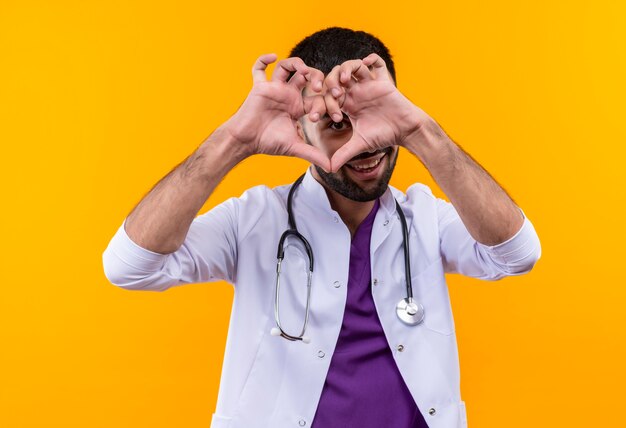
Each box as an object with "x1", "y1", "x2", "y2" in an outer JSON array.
[{"x1": 103, "y1": 166, "x2": 541, "y2": 428}]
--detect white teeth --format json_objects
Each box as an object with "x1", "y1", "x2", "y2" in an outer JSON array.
[
  {"x1": 352, "y1": 158, "x2": 381, "y2": 170},
  {"x1": 347, "y1": 152, "x2": 386, "y2": 170}
]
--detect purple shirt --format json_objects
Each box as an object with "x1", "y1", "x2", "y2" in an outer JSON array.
[{"x1": 311, "y1": 199, "x2": 428, "y2": 428}]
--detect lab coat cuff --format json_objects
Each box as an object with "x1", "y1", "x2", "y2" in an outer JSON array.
[
  {"x1": 476, "y1": 208, "x2": 541, "y2": 266},
  {"x1": 105, "y1": 218, "x2": 169, "y2": 272}
]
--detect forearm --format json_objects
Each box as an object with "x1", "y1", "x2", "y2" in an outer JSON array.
[
  {"x1": 404, "y1": 118, "x2": 524, "y2": 246},
  {"x1": 124, "y1": 126, "x2": 247, "y2": 254}
]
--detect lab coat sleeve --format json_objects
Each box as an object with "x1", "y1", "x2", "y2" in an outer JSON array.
[
  {"x1": 102, "y1": 197, "x2": 239, "y2": 291},
  {"x1": 436, "y1": 198, "x2": 542, "y2": 280}
]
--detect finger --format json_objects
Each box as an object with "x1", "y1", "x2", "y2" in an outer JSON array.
[
  {"x1": 324, "y1": 90, "x2": 343, "y2": 123},
  {"x1": 306, "y1": 67, "x2": 324, "y2": 93},
  {"x1": 288, "y1": 142, "x2": 331, "y2": 172},
  {"x1": 303, "y1": 94, "x2": 326, "y2": 122},
  {"x1": 339, "y1": 60, "x2": 373, "y2": 89},
  {"x1": 272, "y1": 57, "x2": 309, "y2": 83},
  {"x1": 324, "y1": 65, "x2": 345, "y2": 100},
  {"x1": 252, "y1": 53, "x2": 277, "y2": 83},
  {"x1": 288, "y1": 71, "x2": 308, "y2": 91},
  {"x1": 362, "y1": 53, "x2": 389, "y2": 81},
  {"x1": 290, "y1": 66, "x2": 324, "y2": 93},
  {"x1": 330, "y1": 135, "x2": 369, "y2": 172}
]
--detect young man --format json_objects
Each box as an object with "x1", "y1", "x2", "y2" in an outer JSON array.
[{"x1": 103, "y1": 27, "x2": 541, "y2": 428}]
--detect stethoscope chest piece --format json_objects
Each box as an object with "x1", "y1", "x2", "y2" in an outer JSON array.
[{"x1": 396, "y1": 297, "x2": 425, "y2": 326}]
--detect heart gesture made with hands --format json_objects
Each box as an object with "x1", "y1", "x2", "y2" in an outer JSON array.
[
  {"x1": 223, "y1": 53, "x2": 429, "y2": 173},
  {"x1": 321, "y1": 54, "x2": 431, "y2": 171}
]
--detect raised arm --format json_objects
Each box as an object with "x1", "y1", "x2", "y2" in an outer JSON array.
[
  {"x1": 323, "y1": 53, "x2": 540, "y2": 276},
  {"x1": 103, "y1": 54, "x2": 328, "y2": 289},
  {"x1": 124, "y1": 55, "x2": 328, "y2": 253},
  {"x1": 123, "y1": 127, "x2": 242, "y2": 254}
]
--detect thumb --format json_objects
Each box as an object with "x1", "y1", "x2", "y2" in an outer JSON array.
[
  {"x1": 330, "y1": 135, "x2": 369, "y2": 173},
  {"x1": 288, "y1": 141, "x2": 331, "y2": 173}
]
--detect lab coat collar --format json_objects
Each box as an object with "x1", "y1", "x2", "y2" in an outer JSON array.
[{"x1": 300, "y1": 165, "x2": 398, "y2": 221}]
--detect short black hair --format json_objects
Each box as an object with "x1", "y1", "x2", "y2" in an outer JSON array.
[{"x1": 288, "y1": 27, "x2": 396, "y2": 83}]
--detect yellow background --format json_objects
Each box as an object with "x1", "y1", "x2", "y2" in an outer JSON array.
[{"x1": 1, "y1": 0, "x2": 624, "y2": 426}]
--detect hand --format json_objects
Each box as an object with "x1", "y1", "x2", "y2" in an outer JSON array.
[
  {"x1": 222, "y1": 54, "x2": 330, "y2": 172},
  {"x1": 323, "y1": 53, "x2": 430, "y2": 172}
]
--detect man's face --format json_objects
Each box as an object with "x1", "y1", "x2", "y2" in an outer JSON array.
[{"x1": 297, "y1": 87, "x2": 399, "y2": 202}]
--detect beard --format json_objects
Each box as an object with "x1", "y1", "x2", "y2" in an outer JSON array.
[{"x1": 313, "y1": 146, "x2": 399, "y2": 202}]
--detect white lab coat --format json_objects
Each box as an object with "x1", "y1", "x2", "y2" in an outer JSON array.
[{"x1": 102, "y1": 166, "x2": 541, "y2": 428}]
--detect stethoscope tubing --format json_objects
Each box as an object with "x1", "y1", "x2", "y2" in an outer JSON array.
[
  {"x1": 395, "y1": 199, "x2": 414, "y2": 301},
  {"x1": 272, "y1": 173, "x2": 424, "y2": 343}
]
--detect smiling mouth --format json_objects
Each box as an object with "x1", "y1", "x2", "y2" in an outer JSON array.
[{"x1": 344, "y1": 148, "x2": 392, "y2": 172}]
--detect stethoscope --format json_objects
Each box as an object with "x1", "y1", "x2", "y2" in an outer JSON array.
[{"x1": 270, "y1": 173, "x2": 425, "y2": 343}]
